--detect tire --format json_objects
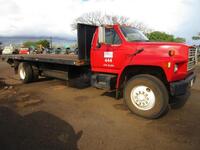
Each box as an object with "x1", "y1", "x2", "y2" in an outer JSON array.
[
  {"x1": 124, "y1": 74, "x2": 169, "y2": 119},
  {"x1": 18, "y1": 62, "x2": 33, "y2": 83},
  {"x1": 32, "y1": 66, "x2": 39, "y2": 81}
]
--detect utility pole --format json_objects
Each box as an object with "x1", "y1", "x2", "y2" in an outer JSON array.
[{"x1": 49, "y1": 37, "x2": 53, "y2": 49}]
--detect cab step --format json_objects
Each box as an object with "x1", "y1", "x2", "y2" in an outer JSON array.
[{"x1": 91, "y1": 73, "x2": 117, "y2": 90}]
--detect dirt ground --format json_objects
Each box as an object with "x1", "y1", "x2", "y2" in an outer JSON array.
[{"x1": 0, "y1": 60, "x2": 200, "y2": 150}]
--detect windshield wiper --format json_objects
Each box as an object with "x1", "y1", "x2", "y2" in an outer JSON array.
[{"x1": 131, "y1": 40, "x2": 149, "y2": 42}]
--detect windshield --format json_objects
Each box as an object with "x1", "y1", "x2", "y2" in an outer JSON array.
[{"x1": 120, "y1": 26, "x2": 149, "y2": 42}]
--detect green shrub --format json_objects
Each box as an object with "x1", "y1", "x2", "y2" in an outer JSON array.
[{"x1": 23, "y1": 40, "x2": 50, "y2": 48}]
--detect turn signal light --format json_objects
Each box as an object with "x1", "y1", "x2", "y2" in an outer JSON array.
[
  {"x1": 169, "y1": 50, "x2": 175, "y2": 56},
  {"x1": 167, "y1": 62, "x2": 171, "y2": 68}
]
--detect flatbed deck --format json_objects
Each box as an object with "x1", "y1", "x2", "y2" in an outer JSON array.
[{"x1": 1, "y1": 54, "x2": 89, "y2": 66}]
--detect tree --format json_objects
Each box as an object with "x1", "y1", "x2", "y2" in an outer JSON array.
[
  {"x1": 192, "y1": 33, "x2": 200, "y2": 40},
  {"x1": 71, "y1": 11, "x2": 152, "y2": 33},
  {"x1": 174, "y1": 37, "x2": 186, "y2": 43},
  {"x1": 146, "y1": 31, "x2": 173, "y2": 42},
  {"x1": 23, "y1": 41, "x2": 37, "y2": 48},
  {"x1": 23, "y1": 40, "x2": 50, "y2": 48},
  {"x1": 146, "y1": 31, "x2": 185, "y2": 43},
  {"x1": 36, "y1": 40, "x2": 50, "y2": 48}
]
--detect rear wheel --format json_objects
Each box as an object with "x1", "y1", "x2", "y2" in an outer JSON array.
[
  {"x1": 32, "y1": 66, "x2": 39, "y2": 81},
  {"x1": 18, "y1": 63, "x2": 34, "y2": 83},
  {"x1": 124, "y1": 74, "x2": 169, "y2": 119}
]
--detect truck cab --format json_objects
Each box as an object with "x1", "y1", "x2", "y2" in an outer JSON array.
[{"x1": 89, "y1": 24, "x2": 197, "y2": 118}]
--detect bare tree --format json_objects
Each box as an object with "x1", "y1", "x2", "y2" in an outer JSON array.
[
  {"x1": 129, "y1": 21, "x2": 153, "y2": 33},
  {"x1": 71, "y1": 12, "x2": 152, "y2": 33}
]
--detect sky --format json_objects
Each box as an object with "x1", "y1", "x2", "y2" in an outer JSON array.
[{"x1": 0, "y1": 0, "x2": 199, "y2": 44}]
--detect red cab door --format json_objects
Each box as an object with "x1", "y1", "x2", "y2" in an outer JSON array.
[{"x1": 91, "y1": 27, "x2": 128, "y2": 73}]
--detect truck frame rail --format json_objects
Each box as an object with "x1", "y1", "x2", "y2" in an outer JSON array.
[{"x1": 1, "y1": 54, "x2": 89, "y2": 66}]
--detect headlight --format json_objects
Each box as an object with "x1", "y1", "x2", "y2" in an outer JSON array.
[{"x1": 174, "y1": 64, "x2": 178, "y2": 72}]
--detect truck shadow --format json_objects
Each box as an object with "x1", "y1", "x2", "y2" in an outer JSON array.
[
  {"x1": 0, "y1": 77, "x2": 7, "y2": 89},
  {"x1": 102, "y1": 90, "x2": 190, "y2": 110},
  {"x1": 33, "y1": 77, "x2": 54, "y2": 83},
  {"x1": 0, "y1": 106, "x2": 82, "y2": 150},
  {"x1": 101, "y1": 90, "x2": 116, "y2": 98},
  {"x1": 169, "y1": 91, "x2": 190, "y2": 109},
  {"x1": 101, "y1": 90, "x2": 123, "y2": 99},
  {"x1": 68, "y1": 80, "x2": 91, "y2": 89}
]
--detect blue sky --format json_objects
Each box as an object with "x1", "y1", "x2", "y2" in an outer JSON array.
[{"x1": 0, "y1": 0, "x2": 199, "y2": 44}]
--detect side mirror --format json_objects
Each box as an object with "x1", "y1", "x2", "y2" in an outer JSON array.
[{"x1": 98, "y1": 27, "x2": 105, "y2": 44}]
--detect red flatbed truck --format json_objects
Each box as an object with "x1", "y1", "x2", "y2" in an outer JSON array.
[{"x1": 1, "y1": 23, "x2": 198, "y2": 119}]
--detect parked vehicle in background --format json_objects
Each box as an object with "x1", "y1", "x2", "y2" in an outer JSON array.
[
  {"x1": 59, "y1": 48, "x2": 69, "y2": 54},
  {"x1": 1, "y1": 23, "x2": 198, "y2": 119},
  {"x1": 43, "y1": 48, "x2": 69, "y2": 54},
  {"x1": 53, "y1": 48, "x2": 63, "y2": 54},
  {"x1": 2, "y1": 45, "x2": 18, "y2": 54},
  {"x1": 19, "y1": 48, "x2": 30, "y2": 54}
]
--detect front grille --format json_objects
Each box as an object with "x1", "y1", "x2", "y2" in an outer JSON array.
[{"x1": 188, "y1": 47, "x2": 197, "y2": 71}]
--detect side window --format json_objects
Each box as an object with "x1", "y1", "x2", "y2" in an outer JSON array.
[{"x1": 105, "y1": 28, "x2": 121, "y2": 45}]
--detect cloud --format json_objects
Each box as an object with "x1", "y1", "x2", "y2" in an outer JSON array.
[
  {"x1": 0, "y1": 0, "x2": 19, "y2": 15},
  {"x1": 174, "y1": 0, "x2": 200, "y2": 44},
  {"x1": 0, "y1": 0, "x2": 199, "y2": 44}
]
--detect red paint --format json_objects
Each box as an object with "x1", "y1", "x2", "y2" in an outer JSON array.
[
  {"x1": 19, "y1": 48, "x2": 29, "y2": 54},
  {"x1": 90, "y1": 25, "x2": 191, "y2": 89}
]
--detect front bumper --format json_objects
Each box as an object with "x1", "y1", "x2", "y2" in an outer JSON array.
[{"x1": 170, "y1": 73, "x2": 196, "y2": 96}]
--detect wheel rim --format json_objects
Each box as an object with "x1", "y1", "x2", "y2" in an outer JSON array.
[
  {"x1": 130, "y1": 85, "x2": 155, "y2": 111},
  {"x1": 19, "y1": 67, "x2": 26, "y2": 80}
]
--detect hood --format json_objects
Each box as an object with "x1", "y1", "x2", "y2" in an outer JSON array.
[
  {"x1": 136, "y1": 41, "x2": 188, "y2": 46},
  {"x1": 127, "y1": 41, "x2": 189, "y2": 59}
]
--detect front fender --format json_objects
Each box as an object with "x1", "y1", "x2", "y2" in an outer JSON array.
[{"x1": 116, "y1": 56, "x2": 173, "y2": 89}]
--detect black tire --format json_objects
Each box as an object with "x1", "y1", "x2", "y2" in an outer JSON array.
[
  {"x1": 32, "y1": 66, "x2": 39, "y2": 81},
  {"x1": 18, "y1": 62, "x2": 33, "y2": 83},
  {"x1": 124, "y1": 74, "x2": 169, "y2": 119}
]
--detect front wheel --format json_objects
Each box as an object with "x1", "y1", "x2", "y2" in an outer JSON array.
[{"x1": 124, "y1": 74, "x2": 169, "y2": 119}]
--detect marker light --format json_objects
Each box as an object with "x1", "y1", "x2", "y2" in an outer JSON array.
[
  {"x1": 169, "y1": 50, "x2": 175, "y2": 56},
  {"x1": 167, "y1": 62, "x2": 171, "y2": 68}
]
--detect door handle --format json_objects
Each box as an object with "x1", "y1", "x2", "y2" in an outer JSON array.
[{"x1": 130, "y1": 48, "x2": 144, "y2": 56}]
